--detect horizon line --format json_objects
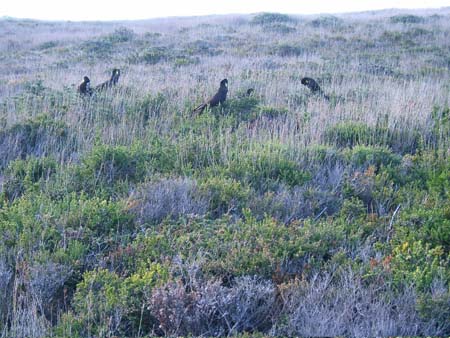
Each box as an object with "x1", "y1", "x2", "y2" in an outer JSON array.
[{"x1": 1, "y1": 6, "x2": 448, "y2": 23}]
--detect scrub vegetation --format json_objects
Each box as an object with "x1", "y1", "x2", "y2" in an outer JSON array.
[{"x1": 0, "y1": 7, "x2": 449, "y2": 337}]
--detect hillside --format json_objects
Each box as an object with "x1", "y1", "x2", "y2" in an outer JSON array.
[{"x1": 0, "y1": 9, "x2": 449, "y2": 337}]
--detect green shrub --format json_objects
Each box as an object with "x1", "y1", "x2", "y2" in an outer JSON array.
[
  {"x1": 24, "y1": 79, "x2": 47, "y2": 96},
  {"x1": 263, "y1": 23, "x2": 296, "y2": 34},
  {"x1": 346, "y1": 145, "x2": 401, "y2": 169},
  {"x1": 310, "y1": 16, "x2": 343, "y2": 28},
  {"x1": 2, "y1": 156, "x2": 57, "y2": 201},
  {"x1": 81, "y1": 39, "x2": 114, "y2": 59},
  {"x1": 0, "y1": 114, "x2": 69, "y2": 169},
  {"x1": 396, "y1": 205, "x2": 450, "y2": 251},
  {"x1": 298, "y1": 145, "x2": 343, "y2": 167},
  {"x1": 223, "y1": 96, "x2": 260, "y2": 123},
  {"x1": 77, "y1": 140, "x2": 176, "y2": 193},
  {"x1": 323, "y1": 122, "x2": 420, "y2": 154},
  {"x1": 323, "y1": 122, "x2": 376, "y2": 148},
  {"x1": 258, "y1": 106, "x2": 289, "y2": 119},
  {"x1": 130, "y1": 47, "x2": 170, "y2": 64},
  {"x1": 227, "y1": 150, "x2": 310, "y2": 191},
  {"x1": 119, "y1": 263, "x2": 168, "y2": 334},
  {"x1": 270, "y1": 44, "x2": 304, "y2": 57},
  {"x1": 105, "y1": 27, "x2": 135, "y2": 43},
  {"x1": 390, "y1": 15, "x2": 425, "y2": 24},
  {"x1": 251, "y1": 13, "x2": 295, "y2": 25},
  {"x1": 37, "y1": 40, "x2": 58, "y2": 50},
  {"x1": 80, "y1": 144, "x2": 150, "y2": 185},
  {"x1": 0, "y1": 191, "x2": 133, "y2": 260},
  {"x1": 390, "y1": 241, "x2": 448, "y2": 291},
  {"x1": 62, "y1": 193, "x2": 134, "y2": 238},
  {"x1": 184, "y1": 39, "x2": 220, "y2": 56},
  {"x1": 200, "y1": 176, "x2": 251, "y2": 217},
  {"x1": 72, "y1": 269, "x2": 124, "y2": 337},
  {"x1": 173, "y1": 56, "x2": 199, "y2": 67}
]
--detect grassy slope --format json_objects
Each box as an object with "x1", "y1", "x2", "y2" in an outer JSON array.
[{"x1": 0, "y1": 9, "x2": 449, "y2": 337}]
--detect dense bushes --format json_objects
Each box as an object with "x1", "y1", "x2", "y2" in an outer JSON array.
[
  {"x1": 323, "y1": 121, "x2": 421, "y2": 154},
  {"x1": 0, "y1": 115, "x2": 69, "y2": 169},
  {"x1": 251, "y1": 13, "x2": 295, "y2": 25},
  {"x1": 1, "y1": 10, "x2": 449, "y2": 338}
]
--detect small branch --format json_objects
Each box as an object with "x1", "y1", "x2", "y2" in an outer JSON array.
[
  {"x1": 314, "y1": 207, "x2": 328, "y2": 222},
  {"x1": 387, "y1": 204, "x2": 401, "y2": 241}
]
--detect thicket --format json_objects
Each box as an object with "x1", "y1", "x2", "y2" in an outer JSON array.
[{"x1": 0, "y1": 9, "x2": 449, "y2": 338}]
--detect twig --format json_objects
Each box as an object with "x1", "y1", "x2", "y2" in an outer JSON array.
[
  {"x1": 314, "y1": 207, "x2": 328, "y2": 222},
  {"x1": 387, "y1": 204, "x2": 401, "y2": 241}
]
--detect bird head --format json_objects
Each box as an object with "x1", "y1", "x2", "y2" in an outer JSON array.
[
  {"x1": 301, "y1": 77, "x2": 309, "y2": 85},
  {"x1": 220, "y1": 79, "x2": 228, "y2": 87},
  {"x1": 83, "y1": 76, "x2": 90, "y2": 83}
]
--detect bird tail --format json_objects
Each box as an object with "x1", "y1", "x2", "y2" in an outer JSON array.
[{"x1": 192, "y1": 103, "x2": 207, "y2": 115}]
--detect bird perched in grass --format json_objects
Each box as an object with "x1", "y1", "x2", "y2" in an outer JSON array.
[
  {"x1": 192, "y1": 78, "x2": 228, "y2": 115},
  {"x1": 301, "y1": 77, "x2": 329, "y2": 100},
  {"x1": 78, "y1": 76, "x2": 93, "y2": 96},
  {"x1": 96, "y1": 68, "x2": 120, "y2": 91}
]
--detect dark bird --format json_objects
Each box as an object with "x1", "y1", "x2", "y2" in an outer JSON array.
[
  {"x1": 245, "y1": 88, "x2": 254, "y2": 97},
  {"x1": 192, "y1": 78, "x2": 228, "y2": 115},
  {"x1": 96, "y1": 68, "x2": 121, "y2": 91},
  {"x1": 301, "y1": 77, "x2": 329, "y2": 100},
  {"x1": 78, "y1": 76, "x2": 93, "y2": 96}
]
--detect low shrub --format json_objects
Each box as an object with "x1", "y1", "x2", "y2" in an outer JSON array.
[
  {"x1": 129, "y1": 47, "x2": 170, "y2": 64},
  {"x1": 131, "y1": 178, "x2": 209, "y2": 225},
  {"x1": 200, "y1": 176, "x2": 251, "y2": 217},
  {"x1": 2, "y1": 156, "x2": 57, "y2": 201},
  {"x1": 270, "y1": 44, "x2": 304, "y2": 57},
  {"x1": 323, "y1": 122, "x2": 420, "y2": 154},
  {"x1": 346, "y1": 145, "x2": 401, "y2": 170},
  {"x1": 390, "y1": 15, "x2": 425, "y2": 24},
  {"x1": 149, "y1": 275, "x2": 275, "y2": 336},
  {"x1": 251, "y1": 13, "x2": 295, "y2": 25},
  {"x1": 76, "y1": 139, "x2": 176, "y2": 193},
  {"x1": 227, "y1": 150, "x2": 310, "y2": 191},
  {"x1": 0, "y1": 114, "x2": 69, "y2": 169}
]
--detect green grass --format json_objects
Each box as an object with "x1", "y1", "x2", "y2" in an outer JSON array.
[{"x1": 0, "y1": 8, "x2": 449, "y2": 337}]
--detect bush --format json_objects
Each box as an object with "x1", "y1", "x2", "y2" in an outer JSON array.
[
  {"x1": 81, "y1": 39, "x2": 114, "y2": 59},
  {"x1": 270, "y1": 44, "x2": 304, "y2": 57},
  {"x1": 323, "y1": 122, "x2": 420, "y2": 154},
  {"x1": 276, "y1": 270, "x2": 438, "y2": 336},
  {"x1": 72, "y1": 269, "x2": 124, "y2": 337},
  {"x1": 130, "y1": 47, "x2": 170, "y2": 64},
  {"x1": 76, "y1": 140, "x2": 176, "y2": 193},
  {"x1": 2, "y1": 156, "x2": 57, "y2": 202},
  {"x1": 227, "y1": 150, "x2": 310, "y2": 191},
  {"x1": 184, "y1": 39, "x2": 221, "y2": 56},
  {"x1": 263, "y1": 23, "x2": 296, "y2": 34},
  {"x1": 0, "y1": 115, "x2": 69, "y2": 169},
  {"x1": 346, "y1": 145, "x2": 401, "y2": 170},
  {"x1": 149, "y1": 273, "x2": 275, "y2": 336},
  {"x1": 390, "y1": 15, "x2": 425, "y2": 24},
  {"x1": 106, "y1": 27, "x2": 135, "y2": 43},
  {"x1": 80, "y1": 144, "x2": 149, "y2": 185},
  {"x1": 225, "y1": 96, "x2": 260, "y2": 121},
  {"x1": 130, "y1": 177, "x2": 209, "y2": 225},
  {"x1": 200, "y1": 176, "x2": 251, "y2": 217},
  {"x1": 251, "y1": 13, "x2": 295, "y2": 25},
  {"x1": 310, "y1": 16, "x2": 344, "y2": 28},
  {"x1": 258, "y1": 105, "x2": 289, "y2": 119},
  {"x1": 390, "y1": 241, "x2": 449, "y2": 292}
]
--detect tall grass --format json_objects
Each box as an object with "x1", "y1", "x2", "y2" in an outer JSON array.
[{"x1": 0, "y1": 8, "x2": 449, "y2": 337}]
